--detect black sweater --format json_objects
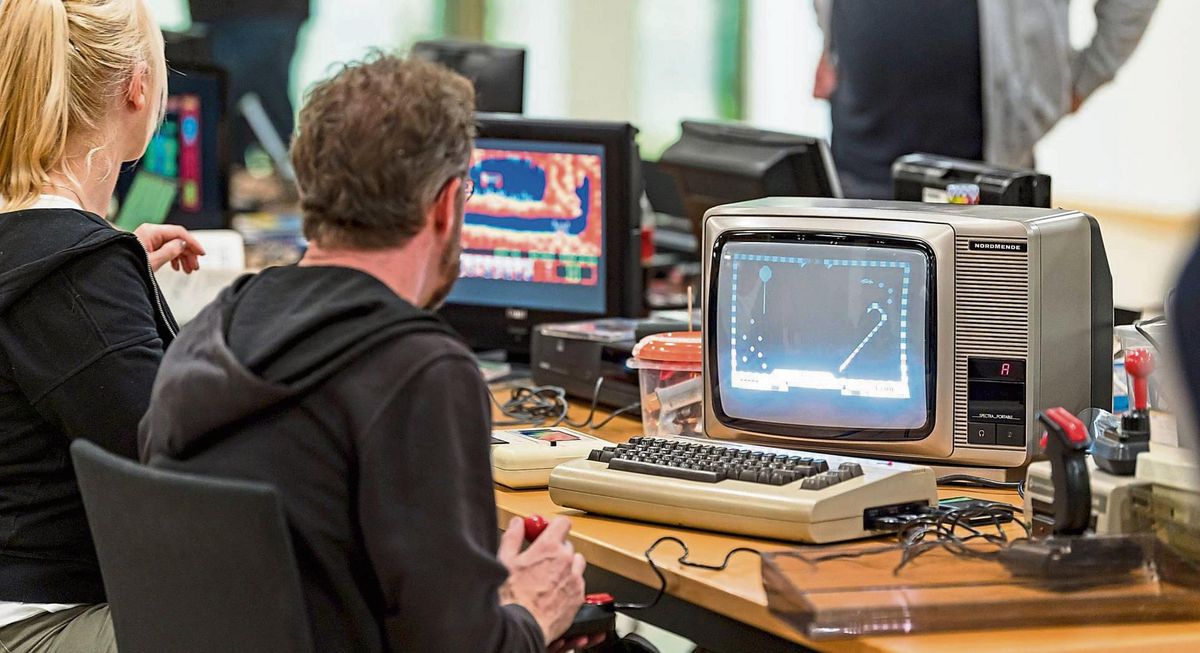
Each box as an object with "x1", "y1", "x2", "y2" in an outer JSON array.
[
  {"x1": 0, "y1": 208, "x2": 176, "y2": 603},
  {"x1": 139, "y1": 266, "x2": 543, "y2": 652}
]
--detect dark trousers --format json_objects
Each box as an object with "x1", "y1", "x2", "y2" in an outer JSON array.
[{"x1": 205, "y1": 17, "x2": 304, "y2": 163}]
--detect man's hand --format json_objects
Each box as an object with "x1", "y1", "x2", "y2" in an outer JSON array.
[
  {"x1": 134, "y1": 223, "x2": 205, "y2": 273},
  {"x1": 813, "y1": 50, "x2": 837, "y2": 100},
  {"x1": 498, "y1": 516, "x2": 586, "y2": 647}
]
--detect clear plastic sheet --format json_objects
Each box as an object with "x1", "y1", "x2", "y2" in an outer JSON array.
[{"x1": 762, "y1": 534, "x2": 1200, "y2": 639}]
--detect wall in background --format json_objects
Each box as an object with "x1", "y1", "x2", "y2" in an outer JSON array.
[
  {"x1": 1039, "y1": 0, "x2": 1199, "y2": 217},
  {"x1": 292, "y1": 0, "x2": 439, "y2": 104},
  {"x1": 486, "y1": 0, "x2": 570, "y2": 116},
  {"x1": 486, "y1": 0, "x2": 736, "y2": 156},
  {"x1": 743, "y1": 0, "x2": 829, "y2": 140}
]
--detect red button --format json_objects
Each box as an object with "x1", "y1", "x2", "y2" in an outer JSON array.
[{"x1": 585, "y1": 593, "x2": 615, "y2": 606}]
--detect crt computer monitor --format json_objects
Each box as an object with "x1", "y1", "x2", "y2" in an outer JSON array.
[
  {"x1": 702, "y1": 198, "x2": 1113, "y2": 474},
  {"x1": 893, "y1": 153, "x2": 1052, "y2": 208},
  {"x1": 658, "y1": 120, "x2": 842, "y2": 243},
  {"x1": 115, "y1": 63, "x2": 229, "y2": 230},
  {"x1": 438, "y1": 114, "x2": 643, "y2": 358},
  {"x1": 411, "y1": 40, "x2": 525, "y2": 113}
]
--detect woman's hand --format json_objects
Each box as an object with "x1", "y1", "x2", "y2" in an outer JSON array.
[{"x1": 134, "y1": 223, "x2": 206, "y2": 273}]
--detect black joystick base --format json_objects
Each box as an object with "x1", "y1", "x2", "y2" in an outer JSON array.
[
  {"x1": 1120, "y1": 409, "x2": 1151, "y2": 439},
  {"x1": 562, "y1": 596, "x2": 617, "y2": 639}
]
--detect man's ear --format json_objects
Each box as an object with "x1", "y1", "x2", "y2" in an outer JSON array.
[
  {"x1": 126, "y1": 62, "x2": 149, "y2": 112},
  {"x1": 429, "y1": 177, "x2": 460, "y2": 237}
]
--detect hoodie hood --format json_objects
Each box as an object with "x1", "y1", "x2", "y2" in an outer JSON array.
[
  {"x1": 0, "y1": 208, "x2": 138, "y2": 313},
  {"x1": 138, "y1": 265, "x2": 457, "y2": 461}
]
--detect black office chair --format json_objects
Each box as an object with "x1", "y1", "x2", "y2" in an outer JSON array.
[{"x1": 70, "y1": 440, "x2": 315, "y2": 653}]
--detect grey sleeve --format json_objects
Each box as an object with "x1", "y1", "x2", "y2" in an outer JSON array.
[
  {"x1": 356, "y1": 354, "x2": 544, "y2": 653},
  {"x1": 1072, "y1": 0, "x2": 1159, "y2": 99}
]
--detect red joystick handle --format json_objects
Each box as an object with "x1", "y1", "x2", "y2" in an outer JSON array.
[
  {"x1": 523, "y1": 515, "x2": 549, "y2": 542},
  {"x1": 1125, "y1": 348, "x2": 1156, "y2": 411}
]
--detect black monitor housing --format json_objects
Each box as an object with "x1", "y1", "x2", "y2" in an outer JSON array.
[
  {"x1": 412, "y1": 39, "x2": 525, "y2": 114},
  {"x1": 893, "y1": 153, "x2": 1052, "y2": 208},
  {"x1": 658, "y1": 120, "x2": 842, "y2": 243}
]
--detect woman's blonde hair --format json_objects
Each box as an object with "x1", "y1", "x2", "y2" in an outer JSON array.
[{"x1": 0, "y1": 0, "x2": 165, "y2": 210}]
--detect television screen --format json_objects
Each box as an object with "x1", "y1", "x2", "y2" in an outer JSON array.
[{"x1": 712, "y1": 236, "x2": 932, "y2": 432}]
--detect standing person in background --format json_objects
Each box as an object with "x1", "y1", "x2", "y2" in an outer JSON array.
[
  {"x1": 0, "y1": 1, "x2": 202, "y2": 650},
  {"x1": 189, "y1": 0, "x2": 310, "y2": 163},
  {"x1": 813, "y1": 0, "x2": 1159, "y2": 200}
]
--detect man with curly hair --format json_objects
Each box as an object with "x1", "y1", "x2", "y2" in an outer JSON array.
[{"x1": 139, "y1": 54, "x2": 597, "y2": 653}]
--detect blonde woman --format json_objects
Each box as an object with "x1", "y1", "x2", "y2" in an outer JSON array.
[{"x1": 0, "y1": 1, "x2": 204, "y2": 649}]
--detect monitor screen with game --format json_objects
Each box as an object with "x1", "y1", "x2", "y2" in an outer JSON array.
[
  {"x1": 714, "y1": 236, "x2": 933, "y2": 433},
  {"x1": 702, "y1": 198, "x2": 1113, "y2": 472},
  {"x1": 114, "y1": 63, "x2": 228, "y2": 230},
  {"x1": 438, "y1": 115, "x2": 642, "y2": 357}
]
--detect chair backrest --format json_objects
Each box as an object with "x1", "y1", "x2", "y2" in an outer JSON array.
[{"x1": 70, "y1": 440, "x2": 315, "y2": 653}]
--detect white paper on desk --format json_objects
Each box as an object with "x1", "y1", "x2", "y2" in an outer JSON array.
[
  {"x1": 155, "y1": 267, "x2": 246, "y2": 326},
  {"x1": 191, "y1": 230, "x2": 245, "y2": 270}
]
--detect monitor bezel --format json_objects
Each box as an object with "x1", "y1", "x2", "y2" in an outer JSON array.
[
  {"x1": 437, "y1": 114, "x2": 643, "y2": 359},
  {"x1": 706, "y1": 229, "x2": 938, "y2": 441}
]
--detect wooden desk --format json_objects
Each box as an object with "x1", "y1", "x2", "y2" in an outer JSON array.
[{"x1": 492, "y1": 389, "x2": 1200, "y2": 652}]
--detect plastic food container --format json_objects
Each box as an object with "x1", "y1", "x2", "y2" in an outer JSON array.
[{"x1": 629, "y1": 331, "x2": 703, "y2": 437}]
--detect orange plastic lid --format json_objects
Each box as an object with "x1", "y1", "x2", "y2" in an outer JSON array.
[{"x1": 631, "y1": 331, "x2": 702, "y2": 364}]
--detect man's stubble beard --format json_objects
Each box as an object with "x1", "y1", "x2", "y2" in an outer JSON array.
[{"x1": 424, "y1": 207, "x2": 464, "y2": 311}]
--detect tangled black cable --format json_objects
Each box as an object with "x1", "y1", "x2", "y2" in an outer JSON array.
[
  {"x1": 490, "y1": 385, "x2": 569, "y2": 426},
  {"x1": 937, "y1": 473, "x2": 1026, "y2": 499},
  {"x1": 616, "y1": 536, "x2": 763, "y2": 611},
  {"x1": 490, "y1": 378, "x2": 640, "y2": 430},
  {"x1": 782, "y1": 501, "x2": 1027, "y2": 574}
]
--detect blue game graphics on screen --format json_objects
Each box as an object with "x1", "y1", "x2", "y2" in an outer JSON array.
[
  {"x1": 714, "y1": 239, "x2": 930, "y2": 431},
  {"x1": 445, "y1": 138, "x2": 607, "y2": 313}
]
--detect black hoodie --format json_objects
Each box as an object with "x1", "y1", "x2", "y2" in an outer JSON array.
[
  {"x1": 139, "y1": 265, "x2": 544, "y2": 652},
  {"x1": 0, "y1": 207, "x2": 177, "y2": 603}
]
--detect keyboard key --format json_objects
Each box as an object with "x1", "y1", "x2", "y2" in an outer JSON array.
[
  {"x1": 610, "y1": 458, "x2": 722, "y2": 483},
  {"x1": 800, "y1": 472, "x2": 841, "y2": 490},
  {"x1": 838, "y1": 462, "x2": 864, "y2": 480}
]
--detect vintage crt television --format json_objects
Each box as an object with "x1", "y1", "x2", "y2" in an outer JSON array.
[{"x1": 702, "y1": 198, "x2": 1113, "y2": 473}]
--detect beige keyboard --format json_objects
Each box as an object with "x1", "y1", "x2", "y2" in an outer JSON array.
[{"x1": 548, "y1": 436, "x2": 939, "y2": 544}]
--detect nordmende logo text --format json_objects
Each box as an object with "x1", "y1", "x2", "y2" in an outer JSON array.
[{"x1": 969, "y1": 241, "x2": 1028, "y2": 253}]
